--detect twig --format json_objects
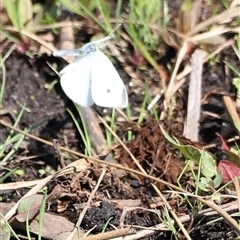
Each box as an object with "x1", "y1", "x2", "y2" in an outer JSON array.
[
  {"x1": 223, "y1": 95, "x2": 240, "y2": 136},
  {"x1": 76, "y1": 227, "x2": 132, "y2": 240},
  {"x1": 53, "y1": 139, "x2": 66, "y2": 168}
]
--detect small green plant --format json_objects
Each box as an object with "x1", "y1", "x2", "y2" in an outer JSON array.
[
  {"x1": 0, "y1": 105, "x2": 26, "y2": 165},
  {"x1": 160, "y1": 125, "x2": 220, "y2": 191},
  {"x1": 124, "y1": 0, "x2": 165, "y2": 72},
  {"x1": 157, "y1": 207, "x2": 177, "y2": 239},
  {"x1": 38, "y1": 165, "x2": 55, "y2": 177},
  {"x1": 58, "y1": 0, "x2": 112, "y2": 32},
  {"x1": 3, "y1": 0, "x2": 33, "y2": 32},
  {"x1": 2, "y1": 0, "x2": 59, "y2": 48},
  {"x1": 0, "y1": 212, "x2": 21, "y2": 240},
  {"x1": 0, "y1": 114, "x2": 51, "y2": 166},
  {"x1": 0, "y1": 217, "x2": 11, "y2": 240},
  {"x1": 127, "y1": 0, "x2": 162, "y2": 51},
  {"x1": 3, "y1": 0, "x2": 58, "y2": 32}
]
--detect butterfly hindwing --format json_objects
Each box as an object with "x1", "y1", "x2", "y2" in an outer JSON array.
[{"x1": 90, "y1": 50, "x2": 128, "y2": 108}]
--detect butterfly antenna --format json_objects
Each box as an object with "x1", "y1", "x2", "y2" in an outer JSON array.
[{"x1": 107, "y1": 24, "x2": 122, "y2": 39}]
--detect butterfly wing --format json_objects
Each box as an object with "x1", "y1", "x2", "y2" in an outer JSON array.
[
  {"x1": 59, "y1": 55, "x2": 94, "y2": 107},
  {"x1": 90, "y1": 51, "x2": 128, "y2": 108}
]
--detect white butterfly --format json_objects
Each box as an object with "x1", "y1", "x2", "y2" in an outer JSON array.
[{"x1": 53, "y1": 30, "x2": 128, "y2": 108}]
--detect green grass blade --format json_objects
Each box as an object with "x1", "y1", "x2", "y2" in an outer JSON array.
[
  {"x1": 126, "y1": 105, "x2": 135, "y2": 141},
  {"x1": 1, "y1": 134, "x2": 25, "y2": 165},
  {"x1": 115, "y1": 0, "x2": 123, "y2": 26},
  {"x1": 0, "y1": 45, "x2": 16, "y2": 105},
  {"x1": 67, "y1": 107, "x2": 91, "y2": 156},
  {"x1": 0, "y1": 58, "x2": 6, "y2": 106},
  {"x1": 0, "y1": 115, "x2": 51, "y2": 164},
  {"x1": 3, "y1": 0, "x2": 22, "y2": 30},
  {"x1": 38, "y1": 189, "x2": 48, "y2": 240},
  {"x1": 105, "y1": 109, "x2": 116, "y2": 146},
  {"x1": 137, "y1": 81, "x2": 149, "y2": 124},
  {"x1": 125, "y1": 25, "x2": 159, "y2": 72},
  {"x1": 17, "y1": 0, "x2": 33, "y2": 28},
  {"x1": 59, "y1": 0, "x2": 105, "y2": 31},
  {"x1": 224, "y1": 60, "x2": 240, "y2": 77},
  {"x1": 95, "y1": 0, "x2": 111, "y2": 31},
  {"x1": 0, "y1": 104, "x2": 26, "y2": 160},
  {"x1": 0, "y1": 167, "x2": 18, "y2": 183},
  {"x1": 75, "y1": 106, "x2": 92, "y2": 155}
]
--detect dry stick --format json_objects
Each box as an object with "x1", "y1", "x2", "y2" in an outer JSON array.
[
  {"x1": 77, "y1": 227, "x2": 132, "y2": 240},
  {"x1": 205, "y1": 136, "x2": 240, "y2": 149},
  {"x1": 165, "y1": 41, "x2": 189, "y2": 102},
  {"x1": 187, "y1": 6, "x2": 240, "y2": 37},
  {"x1": 185, "y1": 49, "x2": 206, "y2": 141},
  {"x1": 78, "y1": 107, "x2": 111, "y2": 157},
  {"x1": 1, "y1": 120, "x2": 240, "y2": 233},
  {"x1": 233, "y1": 178, "x2": 240, "y2": 214},
  {"x1": 232, "y1": 0, "x2": 240, "y2": 7},
  {"x1": 168, "y1": 38, "x2": 235, "y2": 101},
  {"x1": 2, "y1": 26, "x2": 57, "y2": 53},
  {"x1": 53, "y1": 139, "x2": 66, "y2": 168},
  {"x1": 189, "y1": 27, "x2": 238, "y2": 42},
  {"x1": 148, "y1": 41, "x2": 189, "y2": 111},
  {"x1": 223, "y1": 95, "x2": 240, "y2": 137}
]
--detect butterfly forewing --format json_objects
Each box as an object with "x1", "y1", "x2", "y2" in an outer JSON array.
[{"x1": 60, "y1": 55, "x2": 94, "y2": 107}]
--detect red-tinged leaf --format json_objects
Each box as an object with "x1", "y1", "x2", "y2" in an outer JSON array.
[
  {"x1": 129, "y1": 50, "x2": 145, "y2": 67},
  {"x1": 217, "y1": 160, "x2": 240, "y2": 183},
  {"x1": 225, "y1": 150, "x2": 240, "y2": 168},
  {"x1": 216, "y1": 133, "x2": 240, "y2": 167},
  {"x1": 215, "y1": 133, "x2": 240, "y2": 167},
  {"x1": 16, "y1": 36, "x2": 30, "y2": 54},
  {"x1": 216, "y1": 133, "x2": 229, "y2": 151}
]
